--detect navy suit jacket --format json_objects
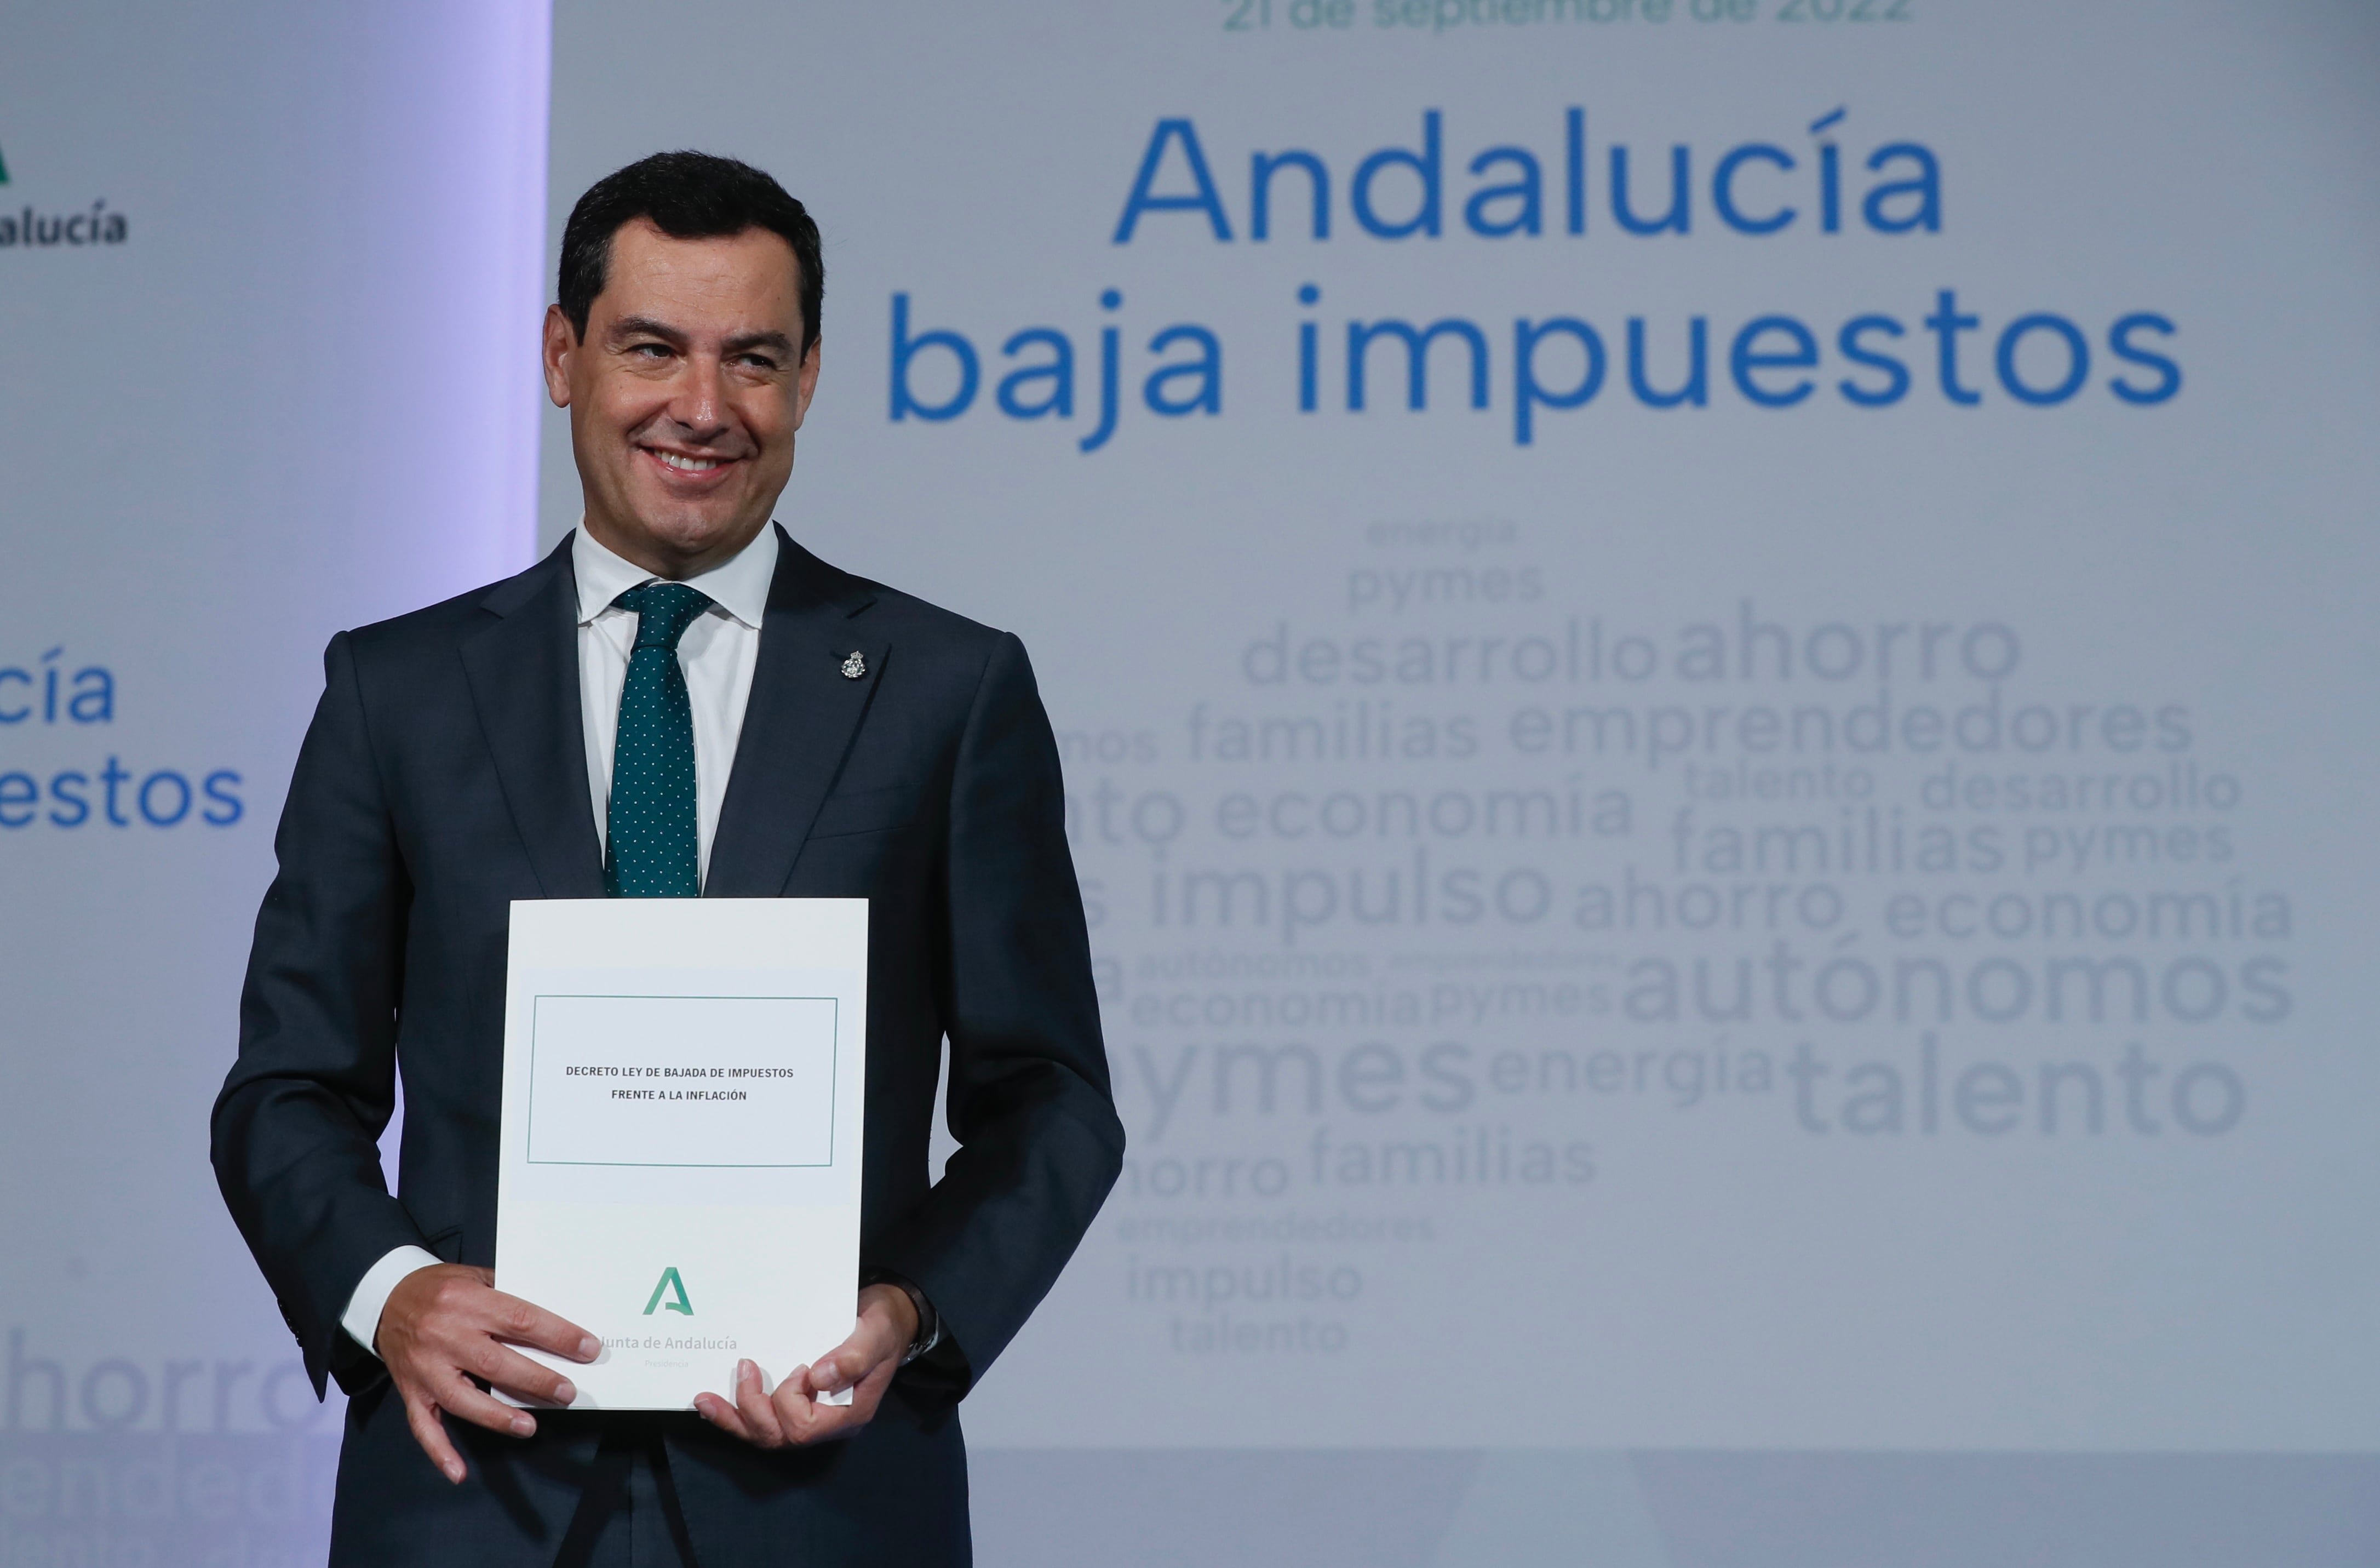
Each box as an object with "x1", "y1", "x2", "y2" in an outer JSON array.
[{"x1": 211, "y1": 528, "x2": 1123, "y2": 1566}]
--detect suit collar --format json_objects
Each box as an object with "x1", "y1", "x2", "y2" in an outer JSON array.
[
  {"x1": 704, "y1": 524, "x2": 889, "y2": 898},
  {"x1": 459, "y1": 537, "x2": 607, "y2": 899},
  {"x1": 754, "y1": 520, "x2": 879, "y2": 619},
  {"x1": 457, "y1": 527, "x2": 884, "y2": 902},
  {"x1": 569, "y1": 519, "x2": 781, "y2": 631}
]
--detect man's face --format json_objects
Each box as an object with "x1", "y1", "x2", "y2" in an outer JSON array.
[{"x1": 543, "y1": 218, "x2": 820, "y2": 577}]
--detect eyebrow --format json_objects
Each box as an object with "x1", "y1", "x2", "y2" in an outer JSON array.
[
  {"x1": 607, "y1": 317, "x2": 796, "y2": 360},
  {"x1": 723, "y1": 329, "x2": 797, "y2": 358},
  {"x1": 608, "y1": 314, "x2": 687, "y2": 346}
]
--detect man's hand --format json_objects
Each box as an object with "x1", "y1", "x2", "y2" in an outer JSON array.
[
  {"x1": 692, "y1": 1283, "x2": 916, "y2": 1449},
  {"x1": 376, "y1": 1263, "x2": 599, "y2": 1484}
]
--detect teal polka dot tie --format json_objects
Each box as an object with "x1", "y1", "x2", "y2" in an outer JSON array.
[{"x1": 605, "y1": 582, "x2": 713, "y2": 898}]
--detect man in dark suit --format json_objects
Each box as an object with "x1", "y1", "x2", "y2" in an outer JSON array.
[{"x1": 211, "y1": 151, "x2": 1123, "y2": 1566}]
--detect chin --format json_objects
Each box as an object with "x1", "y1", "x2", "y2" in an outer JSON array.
[
  {"x1": 652, "y1": 507, "x2": 763, "y2": 558},
  {"x1": 625, "y1": 488, "x2": 724, "y2": 534}
]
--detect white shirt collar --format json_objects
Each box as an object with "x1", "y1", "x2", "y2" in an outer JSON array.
[{"x1": 571, "y1": 520, "x2": 779, "y2": 630}]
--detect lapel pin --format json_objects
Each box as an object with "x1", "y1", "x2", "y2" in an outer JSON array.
[{"x1": 840, "y1": 650, "x2": 867, "y2": 680}]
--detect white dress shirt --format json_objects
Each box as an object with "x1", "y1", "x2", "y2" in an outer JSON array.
[{"x1": 339, "y1": 522, "x2": 780, "y2": 1357}]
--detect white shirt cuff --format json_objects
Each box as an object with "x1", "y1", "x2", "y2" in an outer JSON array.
[{"x1": 340, "y1": 1245, "x2": 445, "y2": 1359}]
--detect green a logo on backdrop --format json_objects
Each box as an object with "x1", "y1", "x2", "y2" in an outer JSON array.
[
  {"x1": 644, "y1": 1267, "x2": 693, "y2": 1316},
  {"x1": 0, "y1": 139, "x2": 11, "y2": 185}
]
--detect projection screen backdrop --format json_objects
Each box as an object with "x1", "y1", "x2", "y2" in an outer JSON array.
[{"x1": 3, "y1": 1, "x2": 2379, "y2": 1564}]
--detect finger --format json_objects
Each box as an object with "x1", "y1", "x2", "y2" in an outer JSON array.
[
  {"x1": 766, "y1": 1363, "x2": 826, "y2": 1445},
  {"x1": 855, "y1": 1349, "x2": 898, "y2": 1407},
  {"x1": 472, "y1": 1342, "x2": 580, "y2": 1408},
  {"x1": 818, "y1": 1351, "x2": 899, "y2": 1446},
  {"x1": 735, "y1": 1359, "x2": 790, "y2": 1448},
  {"x1": 808, "y1": 1349, "x2": 868, "y2": 1396},
  {"x1": 475, "y1": 1290, "x2": 602, "y2": 1363},
  {"x1": 435, "y1": 1372, "x2": 543, "y2": 1441},
  {"x1": 403, "y1": 1391, "x2": 468, "y2": 1485},
  {"x1": 789, "y1": 1406, "x2": 858, "y2": 1445},
  {"x1": 809, "y1": 1320, "x2": 895, "y2": 1397},
  {"x1": 785, "y1": 1389, "x2": 873, "y2": 1445},
  {"x1": 693, "y1": 1389, "x2": 755, "y2": 1441},
  {"x1": 833, "y1": 1349, "x2": 899, "y2": 1428},
  {"x1": 788, "y1": 1351, "x2": 892, "y2": 1445}
]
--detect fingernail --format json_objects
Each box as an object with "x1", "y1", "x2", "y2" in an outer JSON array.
[
  {"x1": 578, "y1": 1336, "x2": 600, "y2": 1359},
  {"x1": 511, "y1": 1415, "x2": 535, "y2": 1437},
  {"x1": 554, "y1": 1381, "x2": 576, "y2": 1405},
  {"x1": 445, "y1": 1462, "x2": 465, "y2": 1483},
  {"x1": 738, "y1": 1359, "x2": 754, "y2": 1384}
]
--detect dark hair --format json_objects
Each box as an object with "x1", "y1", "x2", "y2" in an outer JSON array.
[{"x1": 557, "y1": 151, "x2": 823, "y2": 358}]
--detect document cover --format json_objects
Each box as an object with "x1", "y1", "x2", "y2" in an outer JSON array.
[{"x1": 494, "y1": 899, "x2": 868, "y2": 1410}]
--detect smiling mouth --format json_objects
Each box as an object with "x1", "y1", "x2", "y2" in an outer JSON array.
[{"x1": 642, "y1": 447, "x2": 731, "y2": 473}]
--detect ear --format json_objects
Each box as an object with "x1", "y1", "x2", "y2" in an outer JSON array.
[
  {"x1": 790, "y1": 337, "x2": 823, "y2": 431},
  {"x1": 542, "y1": 305, "x2": 577, "y2": 409}
]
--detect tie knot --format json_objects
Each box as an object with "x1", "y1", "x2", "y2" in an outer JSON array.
[{"x1": 616, "y1": 582, "x2": 714, "y2": 651}]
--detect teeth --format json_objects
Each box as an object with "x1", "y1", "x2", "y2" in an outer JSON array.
[{"x1": 653, "y1": 451, "x2": 721, "y2": 472}]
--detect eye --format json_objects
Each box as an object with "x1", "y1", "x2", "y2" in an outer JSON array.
[{"x1": 629, "y1": 342, "x2": 673, "y2": 359}]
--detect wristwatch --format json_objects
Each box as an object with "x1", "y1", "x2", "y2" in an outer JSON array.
[{"x1": 865, "y1": 1271, "x2": 942, "y2": 1366}]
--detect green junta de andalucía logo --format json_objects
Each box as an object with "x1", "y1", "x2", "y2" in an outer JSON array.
[
  {"x1": 644, "y1": 1267, "x2": 693, "y2": 1316},
  {"x1": 0, "y1": 139, "x2": 12, "y2": 185}
]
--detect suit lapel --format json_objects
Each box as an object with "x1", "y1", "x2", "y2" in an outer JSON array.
[
  {"x1": 459, "y1": 537, "x2": 607, "y2": 900},
  {"x1": 706, "y1": 526, "x2": 887, "y2": 899}
]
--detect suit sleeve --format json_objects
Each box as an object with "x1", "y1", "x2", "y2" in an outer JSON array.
[
  {"x1": 871, "y1": 632, "x2": 1125, "y2": 1394},
  {"x1": 211, "y1": 631, "x2": 429, "y2": 1397}
]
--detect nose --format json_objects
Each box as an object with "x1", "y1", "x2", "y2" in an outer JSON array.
[{"x1": 669, "y1": 353, "x2": 731, "y2": 443}]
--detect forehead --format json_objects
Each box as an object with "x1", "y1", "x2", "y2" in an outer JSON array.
[{"x1": 596, "y1": 218, "x2": 803, "y2": 331}]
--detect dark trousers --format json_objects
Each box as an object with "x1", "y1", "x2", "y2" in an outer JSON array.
[
  {"x1": 330, "y1": 1380, "x2": 972, "y2": 1567},
  {"x1": 565, "y1": 1429, "x2": 696, "y2": 1568}
]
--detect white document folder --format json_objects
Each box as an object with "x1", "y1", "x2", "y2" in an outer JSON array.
[{"x1": 495, "y1": 898, "x2": 867, "y2": 1410}]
